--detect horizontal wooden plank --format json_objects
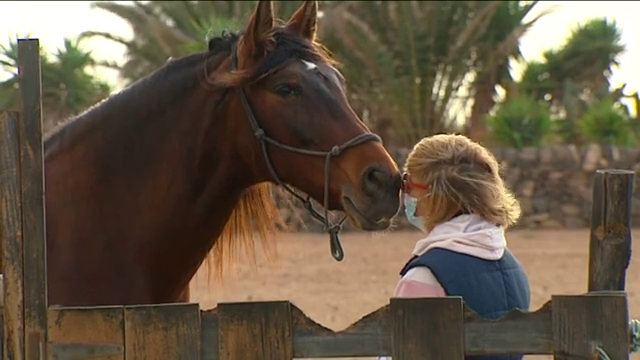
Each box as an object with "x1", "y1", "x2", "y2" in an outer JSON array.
[
  {"x1": 7, "y1": 293, "x2": 621, "y2": 359},
  {"x1": 47, "y1": 305, "x2": 124, "y2": 360},
  {"x1": 292, "y1": 303, "x2": 389, "y2": 357},
  {"x1": 48, "y1": 343, "x2": 124, "y2": 359},
  {"x1": 464, "y1": 301, "x2": 552, "y2": 355},
  {"x1": 291, "y1": 301, "x2": 553, "y2": 357},
  {"x1": 200, "y1": 298, "x2": 556, "y2": 358}
]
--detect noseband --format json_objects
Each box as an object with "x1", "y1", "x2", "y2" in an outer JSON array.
[{"x1": 230, "y1": 43, "x2": 381, "y2": 261}]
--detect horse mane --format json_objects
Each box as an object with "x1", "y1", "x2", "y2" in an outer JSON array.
[{"x1": 43, "y1": 25, "x2": 336, "y2": 283}]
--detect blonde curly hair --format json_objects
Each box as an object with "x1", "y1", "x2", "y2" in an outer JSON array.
[{"x1": 404, "y1": 134, "x2": 521, "y2": 231}]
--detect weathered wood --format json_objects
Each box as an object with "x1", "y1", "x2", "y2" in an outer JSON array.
[
  {"x1": 124, "y1": 303, "x2": 200, "y2": 360},
  {"x1": 48, "y1": 344, "x2": 123, "y2": 360},
  {"x1": 201, "y1": 309, "x2": 218, "y2": 360},
  {"x1": 1, "y1": 111, "x2": 25, "y2": 360},
  {"x1": 390, "y1": 297, "x2": 464, "y2": 359},
  {"x1": 200, "y1": 300, "x2": 557, "y2": 358},
  {"x1": 292, "y1": 303, "x2": 390, "y2": 358},
  {"x1": 47, "y1": 306, "x2": 124, "y2": 360},
  {"x1": 0, "y1": 293, "x2": 626, "y2": 359},
  {"x1": 464, "y1": 300, "x2": 553, "y2": 355},
  {"x1": 1, "y1": 312, "x2": 4, "y2": 360},
  {"x1": 552, "y1": 292, "x2": 629, "y2": 359},
  {"x1": 217, "y1": 301, "x2": 293, "y2": 360},
  {"x1": 588, "y1": 169, "x2": 634, "y2": 292},
  {"x1": 17, "y1": 38, "x2": 49, "y2": 360},
  {"x1": 293, "y1": 301, "x2": 553, "y2": 357}
]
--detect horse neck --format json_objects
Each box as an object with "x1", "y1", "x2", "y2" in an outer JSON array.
[{"x1": 45, "y1": 67, "x2": 253, "y2": 301}]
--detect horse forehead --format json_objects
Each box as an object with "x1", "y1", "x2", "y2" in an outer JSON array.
[{"x1": 299, "y1": 60, "x2": 344, "y2": 88}]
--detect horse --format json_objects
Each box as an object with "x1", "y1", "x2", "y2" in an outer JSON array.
[{"x1": 43, "y1": 0, "x2": 401, "y2": 306}]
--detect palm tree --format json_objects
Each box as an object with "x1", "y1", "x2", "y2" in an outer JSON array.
[
  {"x1": 320, "y1": 1, "x2": 519, "y2": 146},
  {"x1": 514, "y1": 17, "x2": 626, "y2": 144},
  {"x1": 0, "y1": 36, "x2": 111, "y2": 132},
  {"x1": 81, "y1": 1, "x2": 311, "y2": 84},
  {"x1": 465, "y1": 1, "x2": 553, "y2": 142}
]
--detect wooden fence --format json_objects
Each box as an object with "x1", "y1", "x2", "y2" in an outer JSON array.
[{"x1": 0, "y1": 37, "x2": 638, "y2": 360}]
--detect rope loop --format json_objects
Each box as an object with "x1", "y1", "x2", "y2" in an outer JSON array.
[
  {"x1": 594, "y1": 319, "x2": 640, "y2": 359},
  {"x1": 595, "y1": 345, "x2": 610, "y2": 360}
]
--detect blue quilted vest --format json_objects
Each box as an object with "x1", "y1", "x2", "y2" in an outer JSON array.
[{"x1": 400, "y1": 247, "x2": 530, "y2": 360}]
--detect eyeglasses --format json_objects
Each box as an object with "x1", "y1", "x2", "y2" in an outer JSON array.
[{"x1": 402, "y1": 172, "x2": 428, "y2": 193}]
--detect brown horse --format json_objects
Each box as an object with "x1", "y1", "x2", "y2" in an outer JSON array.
[{"x1": 44, "y1": 0, "x2": 401, "y2": 306}]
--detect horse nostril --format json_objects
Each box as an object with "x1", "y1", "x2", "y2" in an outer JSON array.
[{"x1": 363, "y1": 166, "x2": 388, "y2": 193}]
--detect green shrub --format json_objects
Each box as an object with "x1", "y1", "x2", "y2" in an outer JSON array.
[
  {"x1": 486, "y1": 96, "x2": 553, "y2": 148},
  {"x1": 579, "y1": 98, "x2": 635, "y2": 146}
]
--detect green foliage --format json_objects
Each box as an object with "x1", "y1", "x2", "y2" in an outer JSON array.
[
  {"x1": 80, "y1": 1, "x2": 217, "y2": 82},
  {"x1": 516, "y1": 18, "x2": 625, "y2": 105},
  {"x1": 81, "y1": 1, "x2": 310, "y2": 83},
  {"x1": 466, "y1": 1, "x2": 553, "y2": 140},
  {"x1": 558, "y1": 18, "x2": 625, "y2": 80},
  {"x1": 321, "y1": 1, "x2": 535, "y2": 145},
  {"x1": 0, "y1": 35, "x2": 111, "y2": 131},
  {"x1": 579, "y1": 97, "x2": 635, "y2": 146},
  {"x1": 517, "y1": 60, "x2": 555, "y2": 102},
  {"x1": 486, "y1": 96, "x2": 552, "y2": 148},
  {"x1": 510, "y1": 17, "x2": 626, "y2": 145}
]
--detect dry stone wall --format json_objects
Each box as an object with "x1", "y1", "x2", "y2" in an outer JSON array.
[{"x1": 275, "y1": 144, "x2": 640, "y2": 232}]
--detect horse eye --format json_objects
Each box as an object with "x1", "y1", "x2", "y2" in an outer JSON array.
[{"x1": 274, "y1": 84, "x2": 301, "y2": 98}]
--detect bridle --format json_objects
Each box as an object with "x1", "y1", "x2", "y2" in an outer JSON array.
[{"x1": 230, "y1": 42, "x2": 382, "y2": 261}]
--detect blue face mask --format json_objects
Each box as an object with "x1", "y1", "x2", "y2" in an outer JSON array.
[{"x1": 403, "y1": 194, "x2": 427, "y2": 232}]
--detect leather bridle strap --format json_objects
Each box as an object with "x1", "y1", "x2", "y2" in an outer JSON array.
[{"x1": 229, "y1": 42, "x2": 381, "y2": 261}]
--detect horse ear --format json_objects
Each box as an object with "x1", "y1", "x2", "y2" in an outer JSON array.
[
  {"x1": 237, "y1": 0, "x2": 274, "y2": 59},
  {"x1": 286, "y1": 1, "x2": 318, "y2": 41}
]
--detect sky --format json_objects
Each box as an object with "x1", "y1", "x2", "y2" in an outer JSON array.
[{"x1": 0, "y1": 1, "x2": 639, "y2": 113}]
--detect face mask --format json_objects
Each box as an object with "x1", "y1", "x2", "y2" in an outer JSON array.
[{"x1": 403, "y1": 194, "x2": 427, "y2": 232}]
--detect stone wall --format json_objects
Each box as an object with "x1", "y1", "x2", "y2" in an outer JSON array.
[{"x1": 276, "y1": 144, "x2": 640, "y2": 232}]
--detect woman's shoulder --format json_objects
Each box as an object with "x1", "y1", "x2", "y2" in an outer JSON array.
[
  {"x1": 402, "y1": 266, "x2": 439, "y2": 284},
  {"x1": 395, "y1": 266, "x2": 446, "y2": 297}
]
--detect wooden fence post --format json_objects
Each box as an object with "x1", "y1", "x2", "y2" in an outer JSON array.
[
  {"x1": 124, "y1": 303, "x2": 200, "y2": 360},
  {"x1": 17, "y1": 38, "x2": 48, "y2": 360},
  {"x1": 217, "y1": 301, "x2": 293, "y2": 360},
  {"x1": 390, "y1": 297, "x2": 465, "y2": 359},
  {"x1": 1, "y1": 111, "x2": 26, "y2": 360},
  {"x1": 552, "y1": 292, "x2": 629, "y2": 359},
  {"x1": 588, "y1": 169, "x2": 634, "y2": 292}
]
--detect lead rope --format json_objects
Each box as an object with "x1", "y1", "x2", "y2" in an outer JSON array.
[
  {"x1": 594, "y1": 319, "x2": 640, "y2": 359},
  {"x1": 254, "y1": 132, "x2": 348, "y2": 260},
  {"x1": 228, "y1": 42, "x2": 381, "y2": 261}
]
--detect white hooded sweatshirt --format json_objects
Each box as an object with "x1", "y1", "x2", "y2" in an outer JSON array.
[{"x1": 393, "y1": 214, "x2": 507, "y2": 298}]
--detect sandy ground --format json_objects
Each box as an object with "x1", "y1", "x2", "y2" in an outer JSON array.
[{"x1": 190, "y1": 229, "x2": 640, "y2": 359}]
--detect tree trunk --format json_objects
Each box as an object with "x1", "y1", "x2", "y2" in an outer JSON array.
[{"x1": 468, "y1": 78, "x2": 496, "y2": 143}]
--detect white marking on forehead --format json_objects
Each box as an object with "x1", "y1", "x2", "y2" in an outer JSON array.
[{"x1": 301, "y1": 59, "x2": 318, "y2": 71}]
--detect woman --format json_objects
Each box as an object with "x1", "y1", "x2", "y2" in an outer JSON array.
[{"x1": 388, "y1": 134, "x2": 530, "y2": 360}]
